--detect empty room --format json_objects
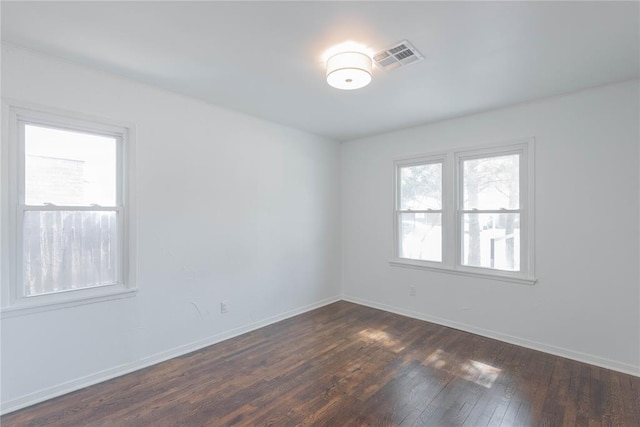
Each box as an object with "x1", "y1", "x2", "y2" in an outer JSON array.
[{"x1": 1, "y1": 1, "x2": 639, "y2": 426}]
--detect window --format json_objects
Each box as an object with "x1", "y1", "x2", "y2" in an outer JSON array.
[
  {"x1": 2, "y1": 104, "x2": 135, "y2": 313},
  {"x1": 397, "y1": 158, "x2": 443, "y2": 262},
  {"x1": 460, "y1": 152, "x2": 521, "y2": 271},
  {"x1": 392, "y1": 140, "x2": 535, "y2": 284}
]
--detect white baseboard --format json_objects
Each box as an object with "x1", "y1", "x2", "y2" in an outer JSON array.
[
  {"x1": 1, "y1": 295, "x2": 341, "y2": 415},
  {"x1": 342, "y1": 294, "x2": 640, "y2": 378}
]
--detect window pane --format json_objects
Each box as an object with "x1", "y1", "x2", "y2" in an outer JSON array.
[
  {"x1": 462, "y1": 213, "x2": 520, "y2": 271},
  {"x1": 400, "y1": 212, "x2": 442, "y2": 262},
  {"x1": 22, "y1": 211, "x2": 118, "y2": 296},
  {"x1": 400, "y1": 163, "x2": 442, "y2": 210},
  {"x1": 25, "y1": 125, "x2": 117, "y2": 206},
  {"x1": 463, "y1": 154, "x2": 519, "y2": 210}
]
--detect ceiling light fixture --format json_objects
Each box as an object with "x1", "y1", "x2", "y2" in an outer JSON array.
[{"x1": 326, "y1": 51, "x2": 372, "y2": 90}]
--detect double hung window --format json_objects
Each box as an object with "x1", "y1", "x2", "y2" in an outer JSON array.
[
  {"x1": 393, "y1": 140, "x2": 534, "y2": 284},
  {"x1": 397, "y1": 158, "x2": 443, "y2": 263},
  {"x1": 3, "y1": 105, "x2": 135, "y2": 312},
  {"x1": 459, "y1": 152, "x2": 521, "y2": 271}
]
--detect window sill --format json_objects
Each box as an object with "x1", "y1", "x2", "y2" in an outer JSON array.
[
  {"x1": 389, "y1": 258, "x2": 537, "y2": 286},
  {"x1": 1, "y1": 287, "x2": 138, "y2": 319}
]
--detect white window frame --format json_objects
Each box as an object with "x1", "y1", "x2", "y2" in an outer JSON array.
[
  {"x1": 393, "y1": 154, "x2": 447, "y2": 267},
  {"x1": 1, "y1": 101, "x2": 137, "y2": 317},
  {"x1": 390, "y1": 139, "x2": 536, "y2": 285}
]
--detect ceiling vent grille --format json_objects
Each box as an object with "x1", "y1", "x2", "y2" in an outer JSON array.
[{"x1": 373, "y1": 40, "x2": 423, "y2": 71}]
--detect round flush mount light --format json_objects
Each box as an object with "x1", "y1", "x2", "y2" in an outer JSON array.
[{"x1": 326, "y1": 51, "x2": 372, "y2": 90}]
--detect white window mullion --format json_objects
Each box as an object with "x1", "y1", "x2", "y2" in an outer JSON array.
[
  {"x1": 454, "y1": 153, "x2": 463, "y2": 269},
  {"x1": 443, "y1": 152, "x2": 455, "y2": 268}
]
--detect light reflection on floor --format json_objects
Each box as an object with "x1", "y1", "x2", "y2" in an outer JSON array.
[
  {"x1": 352, "y1": 329, "x2": 532, "y2": 422},
  {"x1": 423, "y1": 349, "x2": 501, "y2": 388},
  {"x1": 357, "y1": 328, "x2": 406, "y2": 352}
]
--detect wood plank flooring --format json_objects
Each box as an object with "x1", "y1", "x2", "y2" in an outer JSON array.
[{"x1": 2, "y1": 301, "x2": 639, "y2": 426}]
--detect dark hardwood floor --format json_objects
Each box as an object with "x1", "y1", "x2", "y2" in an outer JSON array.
[{"x1": 3, "y1": 301, "x2": 639, "y2": 426}]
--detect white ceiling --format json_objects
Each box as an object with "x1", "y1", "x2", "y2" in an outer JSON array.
[{"x1": 2, "y1": 1, "x2": 638, "y2": 141}]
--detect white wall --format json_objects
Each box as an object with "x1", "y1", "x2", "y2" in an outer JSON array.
[
  {"x1": 341, "y1": 80, "x2": 640, "y2": 375},
  {"x1": 0, "y1": 45, "x2": 341, "y2": 411}
]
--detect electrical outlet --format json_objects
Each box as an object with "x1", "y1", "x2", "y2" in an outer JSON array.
[
  {"x1": 409, "y1": 286, "x2": 416, "y2": 296},
  {"x1": 220, "y1": 301, "x2": 229, "y2": 314}
]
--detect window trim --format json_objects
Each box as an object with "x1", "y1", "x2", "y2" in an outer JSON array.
[
  {"x1": 1, "y1": 101, "x2": 137, "y2": 317},
  {"x1": 391, "y1": 139, "x2": 536, "y2": 285}
]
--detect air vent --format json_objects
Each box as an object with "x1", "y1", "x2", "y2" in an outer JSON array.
[{"x1": 373, "y1": 40, "x2": 423, "y2": 71}]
